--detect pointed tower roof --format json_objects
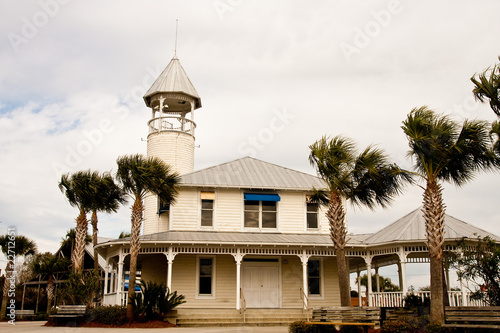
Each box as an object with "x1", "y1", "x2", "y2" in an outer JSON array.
[
  {"x1": 364, "y1": 208, "x2": 500, "y2": 245},
  {"x1": 143, "y1": 56, "x2": 201, "y2": 109}
]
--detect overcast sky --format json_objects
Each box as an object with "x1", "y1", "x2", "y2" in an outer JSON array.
[{"x1": 1, "y1": 0, "x2": 500, "y2": 289}]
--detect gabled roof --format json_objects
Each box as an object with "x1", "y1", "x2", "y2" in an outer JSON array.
[
  {"x1": 180, "y1": 156, "x2": 326, "y2": 190},
  {"x1": 143, "y1": 55, "x2": 201, "y2": 108},
  {"x1": 364, "y1": 208, "x2": 500, "y2": 245}
]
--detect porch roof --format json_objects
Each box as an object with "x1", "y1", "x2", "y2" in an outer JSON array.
[{"x1": 98, "y1": 230, "x2": 368, "y2": 247}]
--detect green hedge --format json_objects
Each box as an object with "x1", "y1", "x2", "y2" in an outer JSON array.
[
  {"x1": 90, "y1": 305, "x2": 127, "y2": 325},
  {"x1": 288, "y1": 321, "x2": 364, "y2": 333}
]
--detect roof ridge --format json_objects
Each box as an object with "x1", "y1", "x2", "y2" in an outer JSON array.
[{"x1": 182, "y1": 156, "x2": 321, "y2": 180}]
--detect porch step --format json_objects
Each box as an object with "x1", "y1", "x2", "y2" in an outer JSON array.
[{"x1": 175, "y1": 308, "x2": 310, "y2": 327}]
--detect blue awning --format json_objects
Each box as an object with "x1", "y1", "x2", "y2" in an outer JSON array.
[{"x1": 244, "y1": 193, "x2": 281, "y2": 202}]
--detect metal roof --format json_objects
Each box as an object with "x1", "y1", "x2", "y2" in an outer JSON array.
[
  {"x1": 364, "y1": 207, "x2": 500, "y2": 245},
  {"x1": 99, "y1": 230, "x2": 369, "y2": 247},
  {"x1": 180, "y1": 156, "x2": 326, "y2": 190},
  {"x1": 143, "y1": 55, "x2": 201, "y2": 108}
]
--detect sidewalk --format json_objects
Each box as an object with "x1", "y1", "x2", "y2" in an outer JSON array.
[{"x1": 0, "y1": 321, "x2": 289, "y2": 333}]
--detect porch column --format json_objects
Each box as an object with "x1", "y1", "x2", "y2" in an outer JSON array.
[
  {"x1": 298, "y1": 250, "x2": 311, "y2": 309},
  {"x1": 232, "y1": 249, "x2": 245, "y2": 310},
  {"x1": 375, "y1": 266, "x2": 380, "y2": 292},
  {"x1": 363, "y1": 254, "x2": 373, "y2": 306},
  {"x1": 398, "y1": 249, "x2": 408, "y2": 296},
  {"x1": 110, "y1": 267, "x2": 115, "y2": 293},
  {"x1": 357, "y1": 269, "x2": 362, "y2": 306},
  {"x1": 165, "y1": 247, "x2": 177, "y2": 291},
  {"x1": 366, "y1": 263, "x2": 372, "y2": 306},
  {"x1": 103, "y1": 258, "x2": 110, "y2": 296},
  {"x1": 116, "y1": 251, "x2": 124, "y2": 305},
  {"x1": 460, "y1": 277, "x2": 467, "y2": 306}
]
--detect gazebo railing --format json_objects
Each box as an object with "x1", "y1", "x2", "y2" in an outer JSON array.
[{"x1": 370, "y1": 291, "x2": 485, "y2": 307}]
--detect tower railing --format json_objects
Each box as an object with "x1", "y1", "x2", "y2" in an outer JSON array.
[{"x1": 148, "y1": 116, "x2": 196, "y2": 136}]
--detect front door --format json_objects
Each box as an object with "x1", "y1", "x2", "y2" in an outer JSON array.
[{"x1": 242, "y1": 261, "x2": 280, "y2": 308}]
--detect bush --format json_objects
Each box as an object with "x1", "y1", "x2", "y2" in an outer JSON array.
[
  {"x1": 404, "y1": 294, "x2": 423, "y2": 307},
  {"x1": 288, "y1": 321, "x2": 338, "y2": 333},
  {"x1": 424, "y1": 323, "x2": 451, "y2": 333},
  {"x1": 90, "y1": 305, "x2": 127, "y2": 325},
  {"x1": 57, "y1": 271, "x2": 100, "y2": 306},
  {"x1": 289, "y1": 321, "x2": 311, "y2": 333},
  {"x1": 131, "y1": 281, "x2": 186, "y2": 321},
  {"x1": 382, "y1": 316, "x2": 424, "y2": 333},
  {"x1": 340, "y1": 325, "x2": 363, "y2": 333}
]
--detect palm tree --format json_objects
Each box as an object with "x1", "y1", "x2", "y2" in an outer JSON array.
[
  {"x1": 0, "y1": 235, "x2": 37, "y2": 320},
  {"x1": 59, "y1": 228, "x2": 92, "y2": 262},
  {"x1": 58, "y1": 170, "x2": 95, "y2": 273},
  {"x1": 88, "y1": 172, "x2": 126, "y2": 272},
  {"x1": 115, "y1": 154, "x2": 180, "y2": 321},
  {"x1": 32, "y1": 252, "x2": 69, "y2": 315},
  {"x1": 471, "y1": 56, "x2": 500, "y2": 117},
  {"x1": 402, "y1": 106, "x2": 496, "y2": 324},
  {"x1": 309, "y1": 136, "x2": 410, "y2": 306}
]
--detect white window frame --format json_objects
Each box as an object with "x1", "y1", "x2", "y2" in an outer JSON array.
[
  {"x1": 242, "y1": 196, "x2": 279, "y2": 231},
  {"x1": 199, "y1": 191, "x2": 216, "y2": 229},
  {"x1": 195, "y1": 255, "x2": 216, "y2": 299},
  {"x1": 307, "y1": 258, "x2": 324, "y2": 299},
  {"x1": 305, "y1": 195, "x2": 320, "y2": 231}
]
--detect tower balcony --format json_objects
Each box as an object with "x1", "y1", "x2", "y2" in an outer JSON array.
[{"x1": 148, "y1": 116, "x2": 196, "y2": 136}]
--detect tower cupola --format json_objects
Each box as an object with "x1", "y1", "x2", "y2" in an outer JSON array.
[{"x1": 143, "y1": 55, "x2": 201, "y2": 176}]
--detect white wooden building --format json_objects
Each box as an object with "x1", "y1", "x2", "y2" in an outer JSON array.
[{"x1": 95, "y1": 55, "x2": 500, "y2": 315}]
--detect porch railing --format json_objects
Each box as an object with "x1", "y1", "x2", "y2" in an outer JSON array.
[
  {"x1": 370, "y1": 291, "x2": 487, "y2": 307},
  {"x1": 300, "y1": 288, "x2": 310, "y2": 321},
  {"x1": 120, "y1": 291, "x2": 142, "y2": 306}
]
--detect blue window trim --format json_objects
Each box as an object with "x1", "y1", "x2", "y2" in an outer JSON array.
[{"x1": 244, "y1": 193, "x2": 281, "y2": 202}]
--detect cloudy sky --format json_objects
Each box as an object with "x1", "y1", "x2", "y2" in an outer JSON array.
[{"x1": 1, "y1": 0, "x2": 500, "y2": 288}]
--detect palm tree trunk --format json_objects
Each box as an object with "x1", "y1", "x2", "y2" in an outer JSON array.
[
  {"x1": 91, "y1": 211, "x2": 99, "y2": 272},
  {"x1": 423, "y1": 178, "x2": 445, "y2": 325},
  {"x1": 327, "y1": 192, "x2": 351, "y2": 306},
  {"x1": 46, "y1": 275, "x2": 54, "y2": 315},
  {"x1": 126, "y1": 198, "x2": 144, "y2": 321},
  {"x1": 73, "y1": 209, "x2": 88, "y2": 273}
]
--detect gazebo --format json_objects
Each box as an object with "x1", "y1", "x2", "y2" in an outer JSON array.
[{"x1": 346, "y1": 208, "x2": 500, "y2": 307}]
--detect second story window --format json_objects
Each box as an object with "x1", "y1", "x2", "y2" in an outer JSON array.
[
  {"x1": 244, "y1": 193, "x2": 280, "y2": 229},
  {"x1": 158, "y1": 198, "x2": 170, "y2": 216},
  {"x1": 306, "y1": 196, "x2": 319, "y2": 229},
  {"x1": 200, "y1": 191, "x2": 215, "y2": 227}
]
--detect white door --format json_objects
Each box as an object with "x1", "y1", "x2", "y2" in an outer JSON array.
[{"x1": 242, "y1": 263, "x2": 279, "y2": 308}]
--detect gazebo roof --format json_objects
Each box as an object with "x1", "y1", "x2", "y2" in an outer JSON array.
[{"x1": 363, "y1": 208, "x2": 500, "y2": 246}]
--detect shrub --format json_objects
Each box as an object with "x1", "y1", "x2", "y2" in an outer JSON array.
[
  {"x1": 404, "y1": 294, "x2": 423, "y2": 307},
  {"x1": 288, "y1": 321, "x2": 337, "y2": 333},
  {"x1": 57, "y1": 271, "x2": 100, "y2": 306},
  {"x1": 90, "y1": 305, "x2": 127, "y2": 325},
  {"x1": 289, "y1": 321, "x2": 311, "y2": 333},
  {"x1": 340, "y1": 325, "x2": 363, "y2": 333},
  {"x1": 382, "y1": 316, "x2": 424, "y2": 333},
  {"x1": 131, "y1": 281, "x2": 186, "y2": 321}
]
